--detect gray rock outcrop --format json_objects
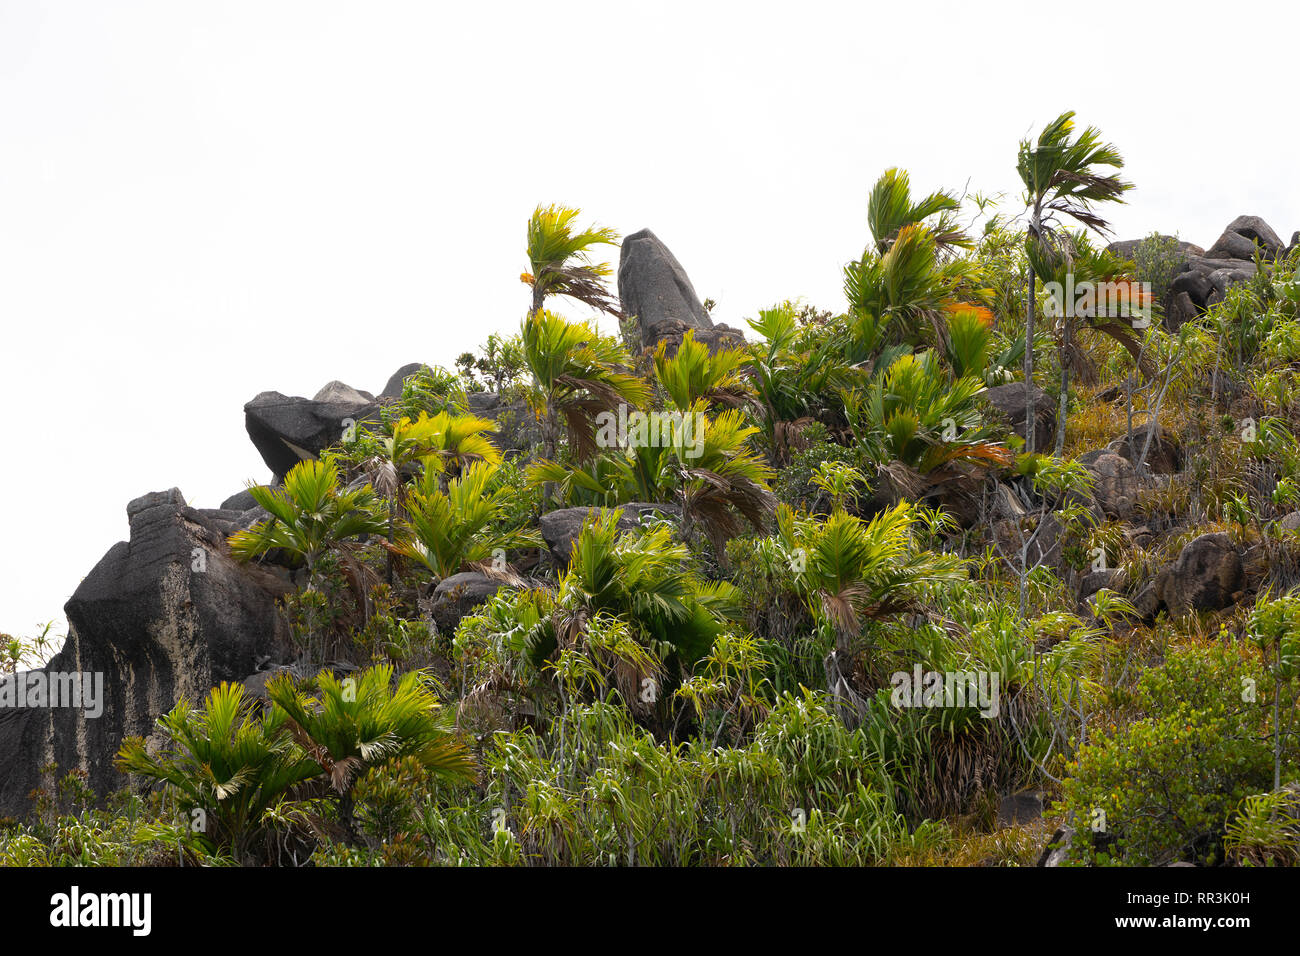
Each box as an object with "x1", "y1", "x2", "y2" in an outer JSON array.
[{"x1": 0, "y1": 489, "x2": 294, "y2": 817}]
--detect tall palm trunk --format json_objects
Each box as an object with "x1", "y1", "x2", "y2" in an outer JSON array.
[
  {"x1": 1055, "y1": 317, "x2": 1071, "y2": 456},
  {"x1": 1024, "y1": 268, "x2": 1036, "y2": 454}
]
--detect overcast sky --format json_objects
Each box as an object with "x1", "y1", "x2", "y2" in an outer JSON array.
[{"x1": 2, "y1": 0, "x2": 1297, "y2": 642}]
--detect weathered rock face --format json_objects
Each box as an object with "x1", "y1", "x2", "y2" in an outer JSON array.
[
  {"x1": 429, "y1": 571, "x2": 503, "y2": 632},
  {"x1": 539, "y1": 503, "x2": 682, "y2": 567},
  {"x1": 982, "y1": 382, "x2": 1057, "y2": 452},
  {"x1": 1158, "y1": 532, "x2": 1244, "y2": 617},
  {"x1": 618, "y1": 229, "x2": 717, "y2": 353},
  {"x1": 380, "y1": 362, "x2": 431, "y2": 399},
  {"x1": 244, "y1": 381, "x2": 380, "y2": 482},
  {"x1": 1205, "y1": 215, "x2": 1284, "y2": 261},
  {"x1": 0, "y1": 490, "x2": 294, "y2": 817},
  {"x1": 1104, "y1": 423, "x2": 1183, "y2": 475},
  {"x1": 1085, "y1": 452, "x2": 1151, "y2": 520}
]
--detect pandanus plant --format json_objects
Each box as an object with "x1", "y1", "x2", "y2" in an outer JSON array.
[{"x1": 345, "y1": 410, "x2": 502, "y2": 582}]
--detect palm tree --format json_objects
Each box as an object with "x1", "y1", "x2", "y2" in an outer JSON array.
[
  {"x1": 1017, "y1": 111, "x2": 1132, "y2": 453},
  {"x1": 390, "y1": 460, "x2": 541, "y2": 584},
  {"x1": 228, "y1": 459, "x2": 388, "y2": 662},
  {"x1": 526, "y1": 443, "x2": 676, "y2": 508},
  {"x1": 115, "y1": 682, "x2": 321, "y2": 863},
  {"x1": 521, "y1": 309, "x2": 652, "y2": 467},
  {"x1": 744, "y1": 302, "x2": 851, "y2": 463},
  {"x1": 653, "y1": 329, "x2": 752, "y2": 411},
  {"x1": 770, "y1": 501, "x2": 966, "y2": 723},
  {"x1": 342, "y1": 411, "x2": 501, "y2": 584},
  {"x1": 525, "y1": 401, "x2": 775, "y2": 554},
  {"x1": 1030, "y1": 231, "x2": 1155, "y2": 454},
  {"x1": 522, "y1": 204, "x2": 621, "y2": 317},
  {"x1": 843, "y1": 223, "x2": 980, "y2": 353},
  {"x1": 229, "y1": 459, "x2": 388, "y2": 580},
  {"x1": 266, "y1": 664, "x2": 476, "y2": 843},
  {"x1": 867, "y1": 167, "x2": 970, "y2": 256},
  {"x1": 553, "y1": 512, "x2": 743, "y2": 669},
  {"x1": 845, "y1": 351, "x2": 1012, "y2": 476},
  {"x1": 670, "y1": 403, "x2": 777, "y2": 554}
]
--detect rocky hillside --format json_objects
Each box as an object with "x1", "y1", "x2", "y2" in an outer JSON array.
[{"x1": 4, "y1": 150, "x2": 1300, "y2": 869}]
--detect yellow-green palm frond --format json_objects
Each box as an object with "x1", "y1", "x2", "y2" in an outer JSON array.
[
  {"x1": 524, "y1": 204, "x2": 621, "y2": 315},
  {"x1": 653, "y1": 329, "x2": 751, "y2": 411}
]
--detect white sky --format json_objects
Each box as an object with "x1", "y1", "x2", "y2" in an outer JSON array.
[{"x1": 2, "y1": 0, "x2": 1298, "y2": 640}]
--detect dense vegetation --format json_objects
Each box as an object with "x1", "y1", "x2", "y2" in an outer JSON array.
[{"x1": 5, "y1": 112, "x2": 1300, "y2": 867}]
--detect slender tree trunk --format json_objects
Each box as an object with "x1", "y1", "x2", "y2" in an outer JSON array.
[
  {"x1": 385, "y1": 502, "x2": 395, "y2": 586},
  {"x1": 339, "y1": 787, "x2": 359, "y2": 846},
  {"x1": 1055, "y1": 319, "x2": 1070, "y2": 457},
  {"x1": 1024, "y1": 265, "x2": 1037, "y2": 454}
]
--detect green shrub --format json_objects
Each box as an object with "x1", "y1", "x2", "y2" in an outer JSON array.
[{"x1": 1055, "y1": 644, "x2": 1281, "y2": 865}]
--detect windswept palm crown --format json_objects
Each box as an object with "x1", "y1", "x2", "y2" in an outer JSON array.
[
  {"x1": 867, "y1": 167, "x2": 971, "y2": 256},
  {"x1": 522, "y1": 204, "x2": 621, "y2": 317},
  {"x1": 1018, "y1": 112, "x2": 1131, "y2": 241},
  {"x1": 1017, "y1": 111, "x2": 1132, "y2": 453}
]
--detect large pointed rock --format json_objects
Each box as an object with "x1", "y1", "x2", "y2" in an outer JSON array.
[
  {"x1": 0, "y1": 489, "x2": 294, "y2": 816},
  {"x1": 617, "y1": 229, "x2": 743, "y2": 354}
]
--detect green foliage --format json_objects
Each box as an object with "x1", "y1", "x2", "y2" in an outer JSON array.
[
  {"x1": 1056, "y1": 644, "x2": 1281, "y2": 865},
  {"x1": 846, "y1": 351, "x2": 1011, "y2": 473},
  {"x1": 115, "y1": 683, "x2": 321, "y2": 862},
  {"x1": 521, "y1": 309, "x2": 652, "y2": 464},
  {"x1": 555, "y1": 511, "x2": 743, "y2": 669},
  {"x1": 1224, "y1": 788, "x2": 1300, "y2": 866},
  {"x1": 866, "y1": 167, "x2": 969, "y2": 256},
  {"x1": 267, "y1": 664, "x2": 476, "y2": 841},
  {"x1": 456, "y1": 332, "x2": 528, "y2": 397},
  {"x1": 228, "y1": 459, "x2": 388, "y2": 573},
  {"x1": 383, "y1": 365, "x2": 469, "y2": 423},
  {"x1": 763, "y1": 501, "x2": 966, "y2": 654},
  {"x1": 1129, "y1": 233, "x2": 1186, "y2": 302},
  {"x1": 653, "y1": 329, "x2": 750, "y2": 411},
  {"x1": 1, "y1": 621, "x2": 59, "y2": 673},
  {"x1": 392, "y1": 461, "x2": 540, "y2": 582}
]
